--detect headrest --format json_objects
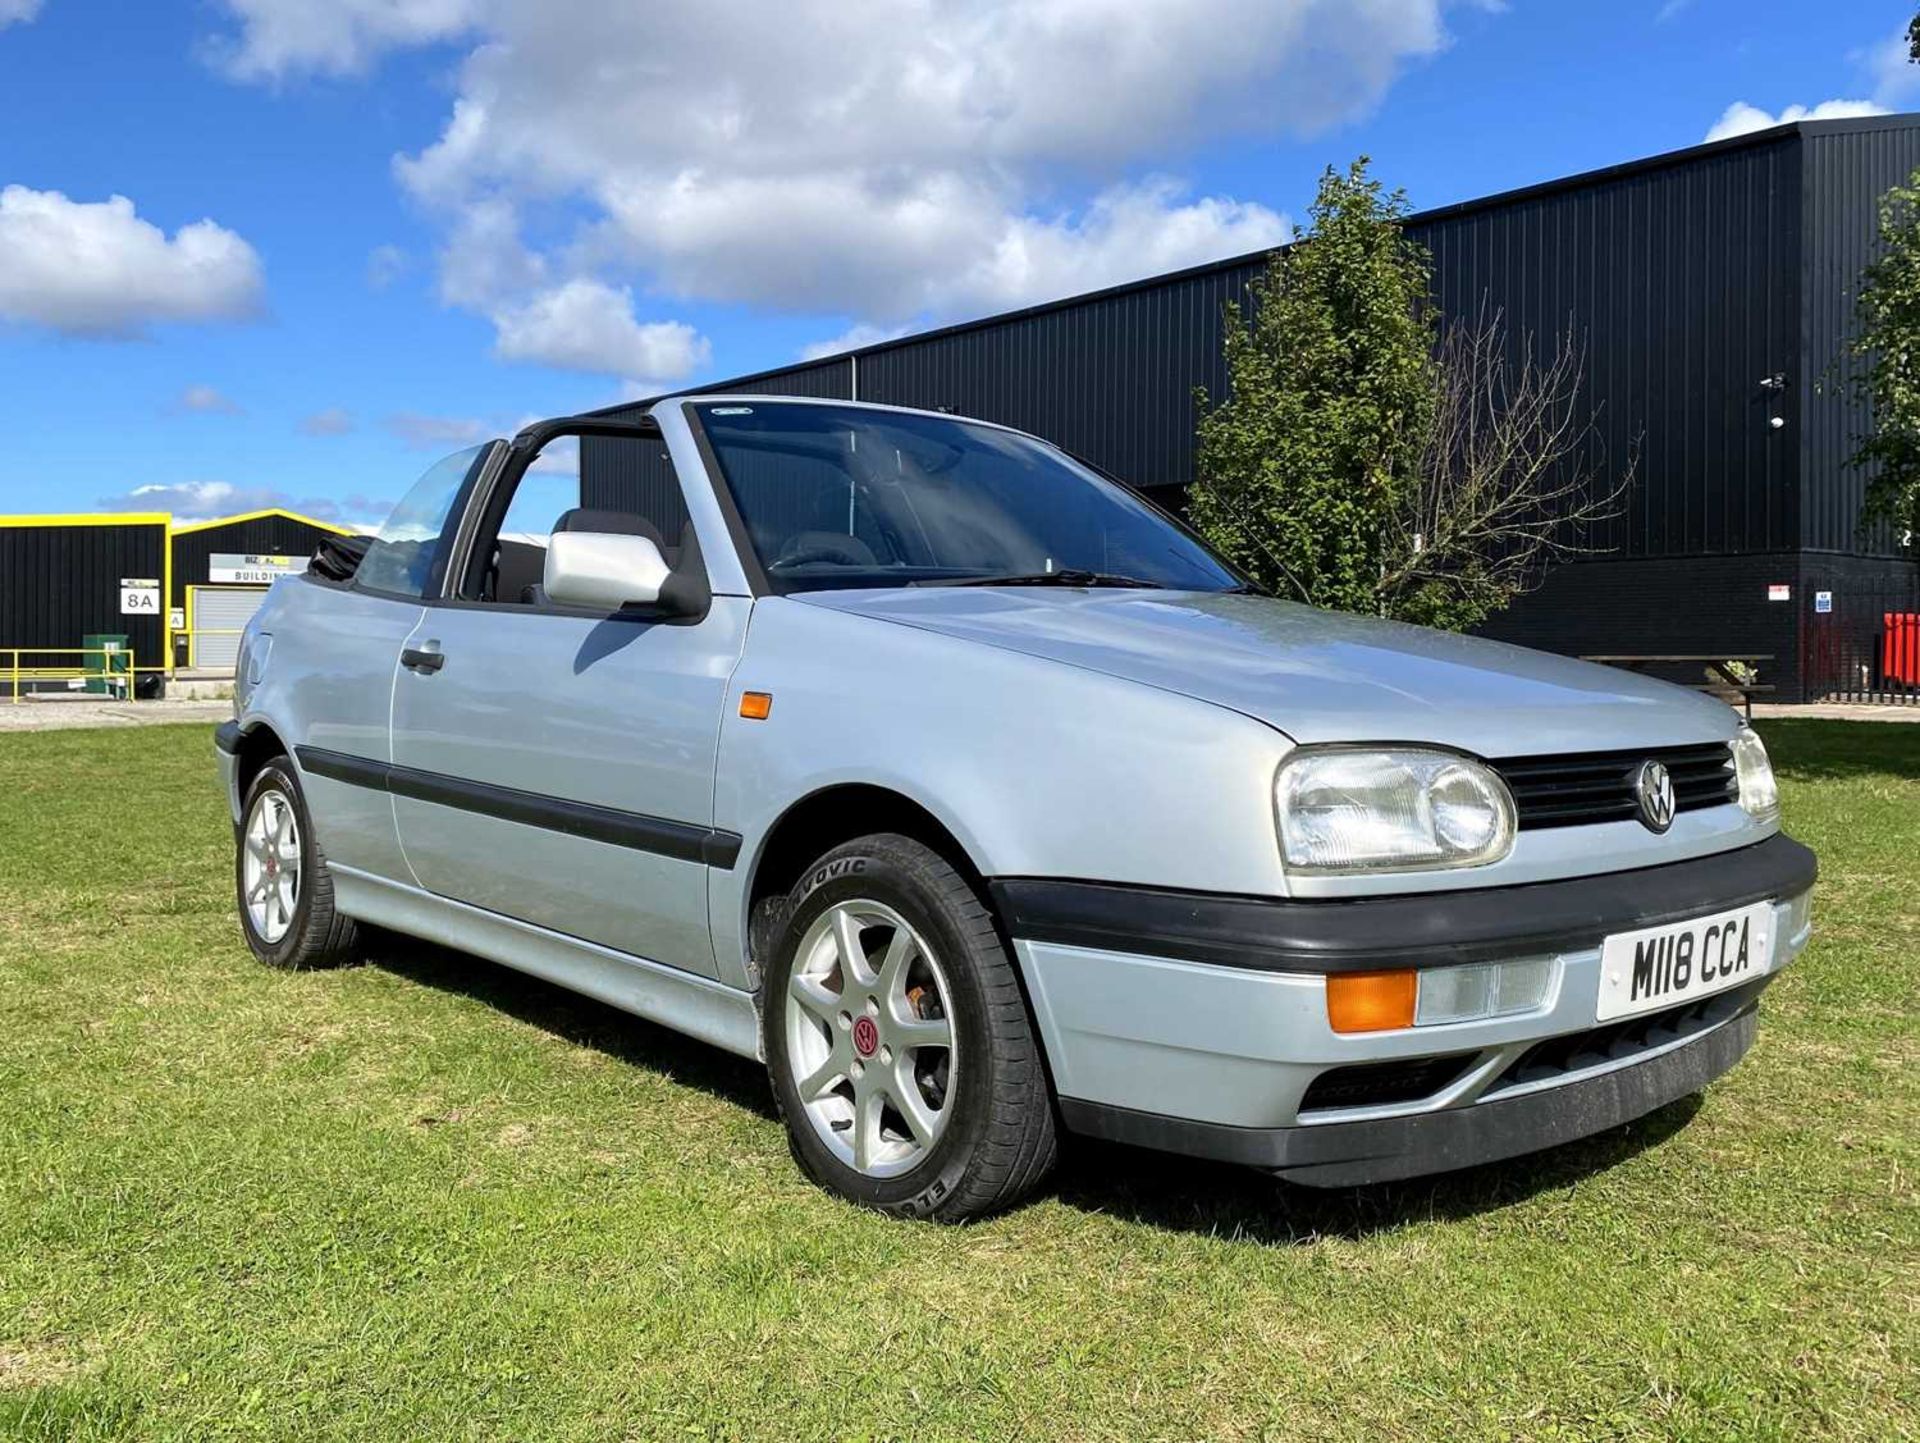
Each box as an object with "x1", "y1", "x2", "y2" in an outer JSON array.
[{"x1": 555, "y1": 508, "x2": 667, "y2": 551}]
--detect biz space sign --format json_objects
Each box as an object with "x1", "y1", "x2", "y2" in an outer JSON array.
[{"x1": 209, "y1": 553, "x2": 309, "y2": 585}]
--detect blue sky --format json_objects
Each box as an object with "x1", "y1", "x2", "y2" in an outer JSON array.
[{"x1": 0, "y1": 0, "x2": 1913, "y2": 527}]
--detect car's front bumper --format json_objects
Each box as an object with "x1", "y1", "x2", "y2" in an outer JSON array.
[
  {"x1": 1058, "y1": 987, "x2": 1759, "y2": 1186},
  {"x1": 998, "y1": 834, "x2": 1815, "y2": 1185}
]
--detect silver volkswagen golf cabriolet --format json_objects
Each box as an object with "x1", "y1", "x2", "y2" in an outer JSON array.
[{"x1": 216, "y1": 396, "x2": 1816, "y2": 1220}]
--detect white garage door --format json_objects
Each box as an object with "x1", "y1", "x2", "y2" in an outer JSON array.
[{"x1": 190, "y1": 587, "x2": 268, "y2": 671}]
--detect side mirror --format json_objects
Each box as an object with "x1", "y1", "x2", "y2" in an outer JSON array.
[{"x1": 544, "y1": 530, "x2": 672, "y2": 612}]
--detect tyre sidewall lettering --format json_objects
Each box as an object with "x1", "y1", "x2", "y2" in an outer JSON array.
[{"x1": 795, "y1": 856, "x2": 867, "y2": 901}]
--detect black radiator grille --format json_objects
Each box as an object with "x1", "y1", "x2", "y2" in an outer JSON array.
[
  {"x1": 1298, "y1": 1052, "x2": 1478, "y2": 1113},
  {"x1": 1487, "y1": 981, "x2": 1759, "y2": 1093},
  {"x1": 1492, "y1": 742, "x2": 1737, "y2": 830}
]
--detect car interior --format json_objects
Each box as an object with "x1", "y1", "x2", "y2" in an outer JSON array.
[{"x1": 484, "y1": 508, "x2": 692, "y2": 607}]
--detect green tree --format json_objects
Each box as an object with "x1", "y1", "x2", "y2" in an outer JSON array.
[
  {"x1": 1191, "y1": 157, "x2": 1629, "y2": 631},
  {"x1": 1190, "y1": 159, "x2": 1437, "y2": 619},
  {"x1": 1845, "y1": 172, "x2": 1920, "y2": 543}
]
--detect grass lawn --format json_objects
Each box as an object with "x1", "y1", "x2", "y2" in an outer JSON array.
[{"x1": 0, "y1": 720, "x2": 1914, "y2": 1441}]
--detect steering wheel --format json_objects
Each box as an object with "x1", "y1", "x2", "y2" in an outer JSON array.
[{"x1": 768, "y1": 533, "x2": 878, "y2": 572}]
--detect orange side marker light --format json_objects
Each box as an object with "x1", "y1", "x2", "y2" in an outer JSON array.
[
  {"x1": 1326, "y1": 969, "x2": 1417, "y2": 1034},
  {"x1": 739, "y1": 691, "x2": 773, "y2": 720}
]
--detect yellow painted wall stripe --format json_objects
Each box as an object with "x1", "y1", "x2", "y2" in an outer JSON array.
[
  {"x1": 169, "y1": 507, "x2": 354, "y2": 536},
  {"x1": 163, "y1": 527, "x2": 174, "y2": 673},
  {"x1": 0, "y1": 513, "x2": 172, "y2": 528}
]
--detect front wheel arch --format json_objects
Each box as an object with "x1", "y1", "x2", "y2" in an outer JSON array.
[
  {"x1": 231, "y1": 720, "x2": 292, "y2": 807},
  {"x1": 744, "y1": 784, "x2": 995, "y2": 984}
]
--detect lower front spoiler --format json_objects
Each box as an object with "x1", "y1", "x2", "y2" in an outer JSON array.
[{"x1": 1058, "y1": 1002, "x2": 1757, "y2": 1187}]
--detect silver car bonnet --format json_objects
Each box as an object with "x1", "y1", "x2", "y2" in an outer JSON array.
[{"x1": 792, "y1": 588, "x2": 1741, "y2": 755}]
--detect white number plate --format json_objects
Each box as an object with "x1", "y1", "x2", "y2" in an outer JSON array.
[{"x1": 1596, "y1": 901, "x2": 1773, "y2": 1022}]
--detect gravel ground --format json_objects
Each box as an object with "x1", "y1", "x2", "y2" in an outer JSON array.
[{"x1": 0, "y1": 697, "x2": 233, "y2": 733}]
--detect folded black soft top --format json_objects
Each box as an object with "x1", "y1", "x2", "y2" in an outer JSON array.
[{"x1": 310, "y1": 532, "x2": 373, "y2": 583}]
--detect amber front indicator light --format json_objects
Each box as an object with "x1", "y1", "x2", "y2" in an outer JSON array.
[
  {"x1": 739, "y1": 691, "x2": 773, "y2": 720},
  {"x1": 1326, "y1": 970, "x2": 1417, "y2": 1034},
  {"x1": 1327, "y1": 958, "x2": 1558, "y2": 1034}
]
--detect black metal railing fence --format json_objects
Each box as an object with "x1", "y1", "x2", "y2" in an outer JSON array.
[{"x1": 1800, "y1": 571, "x2": 1920, "y2": 705}]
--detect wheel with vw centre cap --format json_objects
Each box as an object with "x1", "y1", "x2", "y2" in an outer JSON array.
[
  {"x1": 235, "y1": 758, "x2": 361, "y2": 970},
  {"x1": 762, "y1": 834, "x2": 1057, "y2": 1221}
]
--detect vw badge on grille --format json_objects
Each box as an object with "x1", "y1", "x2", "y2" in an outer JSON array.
[{"x1": 1634, "y1": 759, "x2": 1676, "y2": 833}]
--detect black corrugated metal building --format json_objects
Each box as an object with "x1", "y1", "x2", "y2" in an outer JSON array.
[
  {"x1": 0, "y1": 513, "x2": 170, "y2": 693},
  {"x1": 593, "y1": 115, "x2": 1920, "y2": 702},
  {"x1": 0, "y1": 508, "x2": 350, "y2": 689}
]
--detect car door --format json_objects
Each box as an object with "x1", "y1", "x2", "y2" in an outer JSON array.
[
  {"x1": 278, "y1": 441, "x2": 502, "y2": 885},
  {"x1": 387, "y1": 420, "x2": 748, "y2": 981}
]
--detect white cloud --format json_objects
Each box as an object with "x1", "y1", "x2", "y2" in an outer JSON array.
[
  {"x1": 584, "y1": 170, "x2": 1289, "y2": 323},
  {"x1": 212, "y1": 0, "x2": 1455, "y2": 364},
  {"x1": 0, "y1": 0, "x2": 44, "y2": 28},
  {"x1": 490, "y1": 279, "x2": 709, "y2": 380},
  {"x1": 177, "y1": 383, "x2": 241, "y2": 414},
  {"x1": 432, "y1": 197, "x2": 545, "y2": 309},
  {"x1": 800, "y1": 323, "x2": 916, "y2": 363},
  {"x1": 1655, "y1": 0, "x2": 1691, "y2": 20},
  {"x1": 935, "y1": 180, "x2": 1291, "y2": 320},
  {"x1": 103, "y1": 480, "x2": 252, "y2": 518},
  {"x1": 1705, "y1": 99, "x2": 1888, "y2": 144},
  {"x1": 390, "y1": 0, "x2": 1389, "y2": 321},
  {"x1": 384, "y1": 411, "x2": 491, "y2": 449},
  {"x1": 205, "y1": 0, "x2": 476, "y2": 81},
  {"x1": 525, "y1": 433, "x2": 578, "y2": 475},
  {"x1": 0, "y1": 186, "x2": 264, "y2": 339},
  {"x1": 98, "y1": 479, "x2": 390, "y2": 532},
  {"x1": 1860, "y1": 24, "x2": 1920, "y2": 107},
  {"x1": 299, "y1": 407, "x2": 354, "y2": 435}
]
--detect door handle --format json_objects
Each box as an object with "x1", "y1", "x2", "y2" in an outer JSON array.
[{"x1": 401, "y1": 645, "x2": 445, "y2": 674}]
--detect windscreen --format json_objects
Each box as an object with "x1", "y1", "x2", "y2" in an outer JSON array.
[{"x1": 692, "y1": 402, "x2": 1239, "y2": 594}]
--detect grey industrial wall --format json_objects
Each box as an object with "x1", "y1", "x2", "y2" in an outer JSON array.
[
  {"x1": 1415, "y1": 130, "x2": 1803, "y2": 559},
  {"x1": 1475, "y1": 555, "x2": 1804, "y2": 691},
  {"x1": 0, "y1": 519, "x2": 169, "y2": 673},
  {"x1": 1800, "y1": 116, "x2": 1920, "y2": 558}
]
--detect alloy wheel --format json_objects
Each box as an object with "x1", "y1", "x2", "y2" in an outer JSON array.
[
  {"x1": 783, "y1": 899, "x2": 956, "y2": 1178},
  {"x1": 242, "y1": 786, "x2": 302, "y2": 945}
]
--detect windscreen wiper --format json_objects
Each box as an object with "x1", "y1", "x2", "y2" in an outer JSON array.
[{"x1": 916, "y1": 569, "x2": 1163, "y2": 589}]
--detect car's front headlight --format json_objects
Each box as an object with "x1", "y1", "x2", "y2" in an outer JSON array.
[
  {"x1": 1275, "y1": 748, "x2": 1517, "y2": 874},
  {"x1": 1730, "y1": 727, "x2": 1779, "y2": 821}
]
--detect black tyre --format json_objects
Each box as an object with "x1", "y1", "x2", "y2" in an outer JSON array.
[
  {"x1": 762, "y1": 833, "x2": 1057, "y2": 1221},
  {"x1": 235, "y1": 758, "x2": 361, "y2": 970}
]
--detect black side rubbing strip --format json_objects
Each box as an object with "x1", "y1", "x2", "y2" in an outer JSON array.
[
  {"x1": 991, "y1": 833, "x2": 1816, "y2": 974},
  {"x1": 296, "y1": 745, "x2": 388, "y2": 791},
  {"x1": 294, "y1": 745, "x2": 741, "y2": 868}
]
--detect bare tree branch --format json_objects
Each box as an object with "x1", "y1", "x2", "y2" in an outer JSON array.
[{"x1": 1376, "y1": 304, "x2": 1635, "y2": 626}]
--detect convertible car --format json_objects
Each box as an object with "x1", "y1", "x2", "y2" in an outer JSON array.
[{"x1": 215, "y1": 396, "x2": 1816, "y2": 1220}]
